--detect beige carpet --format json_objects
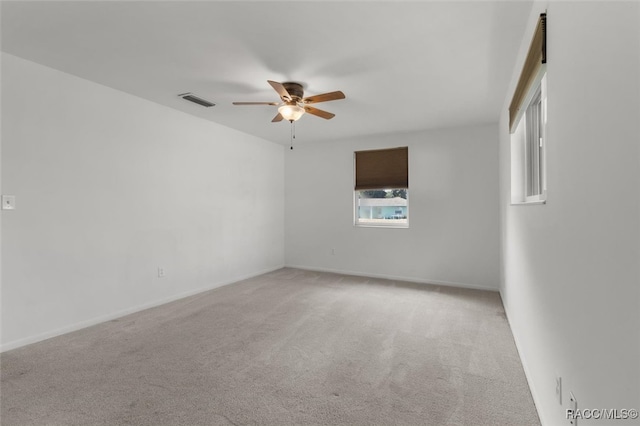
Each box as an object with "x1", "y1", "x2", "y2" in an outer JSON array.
[{"x1": 1, "y1": 268, "x2": 539, "y2": 425}]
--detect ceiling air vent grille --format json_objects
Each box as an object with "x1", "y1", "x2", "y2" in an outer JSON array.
[{"x1": 178, "y1": 93, "x2": 215, "y2": 107}]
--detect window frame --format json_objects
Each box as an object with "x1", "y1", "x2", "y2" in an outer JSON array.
[
  {"x1": 511, "y1": 69, "x2": 547, "y2": 205},
  {"x1": 521, "y1": 72, "x2": 547, "y2": 204}
]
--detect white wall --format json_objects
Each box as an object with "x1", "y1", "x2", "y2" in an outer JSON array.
[
  {"x1": 499, "y1": 2, "x2": 640, "y2": 425},
  {"x1": 285, "y1": 124, "x2": 501, "y2": 290},
  {"x1": 0, "y1": 53, "x2": 285, "y2": 351}
]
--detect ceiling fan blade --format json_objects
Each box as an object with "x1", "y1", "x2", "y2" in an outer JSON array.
[
  {"x1": 268, "y1": 80, "x2": 292, "y2": 101},
  {"x1": 304, "y1": 106, "x2": 335, "y2": 120},
  {"x1": 233, "y1": 102, "x2": 279, "y2": 105},
  {"x1": 272, "y1": 113, "x2": 284, "y2": 122},
  {"x1": 303, "y1": 91, "x2": 345, "y2": 104}
]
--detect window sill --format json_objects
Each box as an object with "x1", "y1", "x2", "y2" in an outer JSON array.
[
  {"x1": 355, "y1": 223, "x2": 409, "y2": 229},
  {"x1": 510, "y1": 200, "x2": 546, "y2": 206}
]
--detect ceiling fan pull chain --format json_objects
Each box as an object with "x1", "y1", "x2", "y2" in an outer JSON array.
[{"x1": 290, "y1": 121, "x2": 294, "y2": 150}]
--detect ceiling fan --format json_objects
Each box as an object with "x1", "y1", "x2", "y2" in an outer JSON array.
[{"x1": 233, "y1": 80, "x2": 345, "y2": 123}]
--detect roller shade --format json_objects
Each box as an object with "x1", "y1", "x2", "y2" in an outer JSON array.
[
  {"x1": 509, "y1": 13, "x2": 547, "y2": 132},
  {"x1": 354, "y1": 147, "x2": 408, "y2": 190}
]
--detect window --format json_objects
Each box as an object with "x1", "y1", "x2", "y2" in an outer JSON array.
[
  {"x1": 512, "y1": 74, "x2": 547, "y2": 203},
  {"x1": 510, "y1": 13, "x2": 547, "y2": 204},
  {"x1": 524, "y1": 80, "x2": 546, "y2": 200},
  {"x1": 354, "y1": 147, "x2": 408, "y2": 227}
]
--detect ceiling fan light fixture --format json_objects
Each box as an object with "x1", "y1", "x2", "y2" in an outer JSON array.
[{"x1": 278, "y1": 104, "x2": 305, "y2": 122}]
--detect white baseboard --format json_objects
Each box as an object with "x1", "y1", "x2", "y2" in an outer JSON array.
[
  {"x1": 500, "y1": 295, "x2": 546, "y2": 426},
  {"x1": 285, "y1": 264, "x2": 499, "y2": 292},
  {"x1": 0, "y1": 264, "x2": 284, "y2": 353}
]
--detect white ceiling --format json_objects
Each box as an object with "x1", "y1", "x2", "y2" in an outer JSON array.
[{"x1": 1, "y1": 0, "x2": 533, "y2": 146}]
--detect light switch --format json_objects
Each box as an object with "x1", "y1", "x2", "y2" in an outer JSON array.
[{"x1": 2, "y1": 195, "x2": 16, "y2": 210}]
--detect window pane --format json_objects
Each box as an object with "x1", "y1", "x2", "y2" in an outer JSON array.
[
  {"x1": 526, "y1": 90, "x2": 542, "y2": 197},
  {"x1": 356, "y1": 189, "x2": 408, "y2": 226}
]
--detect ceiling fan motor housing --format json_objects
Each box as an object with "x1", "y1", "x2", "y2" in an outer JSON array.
[{"x1": 282, "y1": 82, "x2": 304, "y2": 101}]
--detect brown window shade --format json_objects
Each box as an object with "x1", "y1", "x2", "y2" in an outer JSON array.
[
  {"x1": 354, "y1": 147, "x2": 408, "y2": 190},
  {"x1": 509, "y1": 13, "x2": 547, "y2": 133}
]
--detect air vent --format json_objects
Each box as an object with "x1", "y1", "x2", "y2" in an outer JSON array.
[{"x1": 178, "y1": 93, "x2": 215, "y2": 107}]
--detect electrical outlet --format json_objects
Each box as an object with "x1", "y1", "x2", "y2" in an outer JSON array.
[
  {"x1": 569, "y1": 392, "x2": 578, "y2": 426},
  {"x1": 158, "y1": 267, "x2": 166, "y2": 278},
  {"x1": 2, "y1": 195, "x2": 16, "y2": 210},
  {"x1": 556, "y1": 376, "x2": 562, "y2": 405}
]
